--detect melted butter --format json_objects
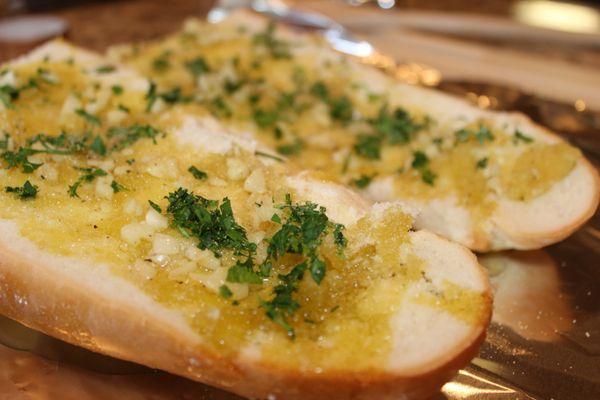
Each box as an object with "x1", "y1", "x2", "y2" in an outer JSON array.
[
  {"x1": 415, "y1": 281, "x2": 489, "y2": 325},
  {"x1": 1, "y1": 60, "x2": 149, "y2": 138},
  {"x1": 501, "y1": 143, "x2": 580, "y2": 201}
]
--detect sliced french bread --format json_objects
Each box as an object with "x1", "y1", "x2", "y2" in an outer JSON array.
[
  {"x1": 108, "y1": 11, "x2": 599, "y2": 252},
  {"x1": 0, "y1": 41, "x2": 491, "y2": 400}
]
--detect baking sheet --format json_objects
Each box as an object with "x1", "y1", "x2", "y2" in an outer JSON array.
[{"x1": 0, "y1": 20, "x2": 599, "y2": 400}]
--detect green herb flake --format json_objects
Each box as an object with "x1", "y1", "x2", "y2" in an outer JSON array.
[
  {"x1": 107, "y1": 124, "x2": 163, "y2": 150},
  {"x1": 110, "y1": 180, "x2": 126, "y2": 193},
  {"x1": 475, "y1": 125, "x2": 494, "y2": 143},
  {"x1": 252, "y1": 21, "x2": 291, "y2": 59},
  {"x1": 0, "y1": 84, "x2": 20, "y2": 108},
  {"x1": 111, "y1": 85, "x2": 123, "y2": 95},
  {"x1": 371, "y1": 106, "x2": 420, "y2": 145},
  {"x1": 148, "y1": 200, "x2": 162, "y2": 213},
  {"x1": 145, "y1": 81, "x2": 158, "y2": 111},
  {"x1": 95, "y1": 65, "x2": 116, "y2": 74},
  {"x1": 329, "y1": 96, "x2": 353, "y2": 122},
  {"x1": 476, "y1": 157, "x2": 488, "y2": 169},
  {"x1": 351, "y1": 174, "x2": 375, "y2": 188},
  {"x1": 118, "y1": 104, "x2": 130, "y2": 113},
  {"x1": 411, "y1": 151, "x2": 429, "y2": 169},
  {"x1": 421, "y1": 169, "x2": 437, "y2": 186},
  {"x1": 514, "y1": 130, "x2": 534, "y2": 144},
  {"x1": 219, "y1": 284, "x2": 233, "y2": 299},
  {"x1": 354, "y1": 134, "x2": 382, "y2": 160},
  {"x1": 68, "y1": 167, "x2": 107, "y2": 198},
  {"x1": 185, "y1": 57, "x2": 210, "y2": 78},
  {"x1": 310, "y1": 81, "x2": 329, "y2": 100},
  {"x1": 5, "y1": 180, "x2": 38, "y2": 199},
  {"x1": 455, "y1": 124, "x2": 494, "y2": 144},
  {"x1": 276, "y1": 139, "x2": 303, "y2": 156},
  {"x1": 90, "y1": 136, "x2": 106, "y2": 156},
  {"x1": 2, "y1": 148, "x2": 42, "y2": 172},
  {"x1": 152, "y1": 51, "x2": 171, "y2": 72},
  {"x1": 253, "y1": 108, "x2": 279, "y2": 128},
  {"x1": 188, "y1": 165, "x2": 208, "y2": 180},
  {"x1": 226, "y1": 259, "x2": 263, "y2": 284},
  {"x1": 209, "y1": 96, "x2": 232, "y2": 118},
  {"x1": 75, "y1": 108, "x2": 101, "y2": 126},
  {"x1": 165, "y1": 188, "x2": 256, "y2": 258}
]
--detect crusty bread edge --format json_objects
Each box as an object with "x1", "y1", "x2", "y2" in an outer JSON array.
[
  {"x1": 487, "y1": 112, "x2": 600, "y2": 251},
  {"x1": 0, "y1": 187, "x2": 491, "y2": 400},
  {"x1": 0, "y1": 229, "x2": 490, "y2": 400}
]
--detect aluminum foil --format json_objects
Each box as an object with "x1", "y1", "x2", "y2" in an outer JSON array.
[{"x1": 0, "y1": 78, "x2": 598, "y2": 400}]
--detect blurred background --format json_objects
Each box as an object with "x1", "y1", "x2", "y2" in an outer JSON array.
[{"x1": 2, "y1": 0, "x2": 597, "y2": 151}]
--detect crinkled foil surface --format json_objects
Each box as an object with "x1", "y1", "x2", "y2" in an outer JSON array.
[{"x1": 0, "y1": 73, "x2": 598, "y2": 400}]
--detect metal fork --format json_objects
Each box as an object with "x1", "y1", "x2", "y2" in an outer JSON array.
[{"x1": 207, "y1": 0, "x2": 374, "y2": 57}]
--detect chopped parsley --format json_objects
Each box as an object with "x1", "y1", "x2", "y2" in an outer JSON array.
[
  {"x1": 353, "y1": 106, "x2": 425, "y2": 160},
  {"x1": 209, "y1": 96, "x2": 232, "y2": 118},
  {"x1": 476, "y1": 157, "x2": 488, "y2": 169},
  {"x1": 161, "y1": 87, "x2": 189, "y2": 104},
  {"x1": 224, "y1": 78, "x2": 245, "y2": 94},
  {"x1": 219, "y1": 284, "x2": 233, "y2": 299},
  {"x1": 110, "y1": 180, "x2": 126, "y2": 193},
  {"x1": 252, "y1": 21, "x2": 291, "y2": 59},
  {"x1": 1, "y1": 132, "x2": 99, "y2": 173},
  {"x1": 351, "y1": 174, "x2": 375, "y2": 188},
  {"x1": 152, "y1": 51, "x2": 171, "y2": 72},
  {"x1": 27, "y1": 132, "x2": 90, "y2": 154},
  {"x1": 455, "y1": 124, "x2": 494, "y2": 144},
  {"x1": 371, "y1": 106, "x2": 421, "y2": 145},
  {"x1": 5, "y1": 180, "x2": 38, "y2": 199},
  {"x1": 309, "y1": 81, "x2": 353, "y2": 123},
  {"x1": 354, "y1": 134, "x2": 382, "y2": 160},
  {"x1": 185, "y1": 57, "x2": 210, "y2": 78},
  {"x1": 188, "y1": 165, "x2": 208, "y2": 180},
  {"x1": 1, "y1": 126, "x2": 160, "y2": 175},
  {"x1": 2, "y1": 148, "x2": 42, "y2": 172},
  {"x1": 411, "y1": 151, "x2": 429, "y2": 169},
  {"x1": 163, "y1": 188, "x2": 347, "y2": 338},
  {"x1": 145, "y1": 82, "x2": 190, "y2": 111},
  {"x1": 514, "y1": 130, "x2": 534, "y2": 144},
  {"x1": 276, "y1": 139, "x2": 303, "y2": 156},
  {"x1": 310, "y1": 81, "x2": 329, "y2": 100},
  {"x1": 253, "y1": 108, "x2": 279, "y2": 128},
  {"x1": 95, "y1": 65, "x2": 116, "y2": 74},
  {"x1": 226, "y1": 258, "x2": 262, "y2": 284},
  {"x1": 260, "y1": 194, "x2": 347, "y2": 337},
  {"x1": 68, "y1": 167, "x2": 107, "y2": 198},
  {"x1": 0, "y1": 84, "x2": 20, "y2": 108},
  {"x1": 107, "y1": 124, "x2": 163, "y2": 151},
  {"x1": 90, "y1": 136, "x2": 107, "y2": 156},
  {"x1": 148, "y1": 200, "x2": 162, "y2": 213},
  {"x1": 75, "y1": 108, "x2": 101, "y2": 126},
  {"x1": 111, "y1": 85, "x2": 123, "y2": 95},
  {"x1": 329, "y1": 96, "x2": 353, "y2": 122},
  {"x1": 411, "y1": 151, "x2": 436, "y2": 186},
  {"x1": 165, "y1": 188, "x2": 256, "y2": 258},
  {"x1": 421, "y1": 169, "x2": 437, "y2": 186}
]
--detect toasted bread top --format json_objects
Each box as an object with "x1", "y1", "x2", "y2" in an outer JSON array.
[
  {"x1": 107, "y1": 12, "x2": 599, "y2": 251},
  {"x1": 0, "y1": 42, "x2": 491, "y2": 386}
]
